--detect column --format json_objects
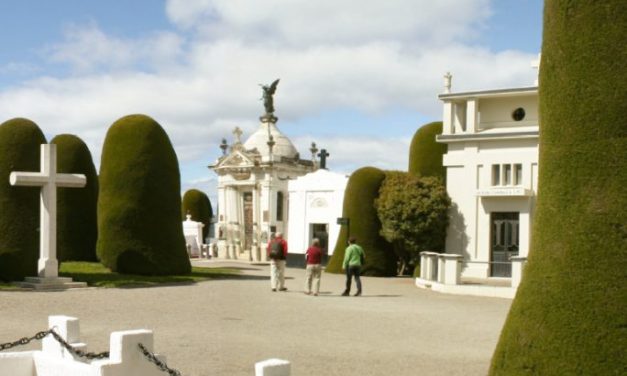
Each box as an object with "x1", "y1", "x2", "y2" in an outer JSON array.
[
  {"x1": 466, "y1": 98, "x2": 478, "y2": 133},
  {"x1": 442, "y1": 101, "x2": 454, "y2": 135}
]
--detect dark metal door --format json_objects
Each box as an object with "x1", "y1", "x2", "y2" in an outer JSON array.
[{"x1": 490, "y1": 212, "x2": 519, "y2": 277}]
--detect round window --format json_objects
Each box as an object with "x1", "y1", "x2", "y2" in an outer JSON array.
[{"x1": 512, "y1": 107, "x2": 526, "y2": 121}]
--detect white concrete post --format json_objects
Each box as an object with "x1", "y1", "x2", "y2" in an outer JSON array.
[
  {"x1": 419, "y1": 252, "x2": 429, "y2": 280},
  {"x1": 9, "y1": 144, "x2": 86, "y2": 278},
  {"x1": 510, "y1": 256, "x2": 527, "y2": 289},
  {"x1": 442, "y1": 254, "x2": 464, "y2": 285},
  {"x1": 437, "y1": 255, "x2": 446, "y2": 284},
  {"x1": 255, "y1": 359, "x2": 291, "y2": 376},
  {"x1": 43, "y1": 316, "x2": 86, "y2": 359}
]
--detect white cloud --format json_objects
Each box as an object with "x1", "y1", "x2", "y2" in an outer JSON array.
[
  {"x1": 45, "y1": 22, "x2": 185, "y2": 73},
  {"x1": 166, "y1": 0, "x2": 492, "y2": 46},
  {"x1": 0, "y1": 0, "x2": 540, "y2": 201}
]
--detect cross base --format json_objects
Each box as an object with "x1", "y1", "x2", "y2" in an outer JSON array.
[
  {"x1": 38, "y1": 259, "x2": 59, "y2": 278},
  {"x1": 14, "y1": 277, "x2": 87, "y2": 291}
]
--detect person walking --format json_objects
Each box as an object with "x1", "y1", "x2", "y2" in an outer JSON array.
[
  {"x1": 267, "y1": 232, "x2": 288, "y2": 292},
  {"x1": 342, "y1": 237, "x2": 365, "y2": 296},
  {"x1": 304, "y1": 238, "x2": 323, "y2": 296}
]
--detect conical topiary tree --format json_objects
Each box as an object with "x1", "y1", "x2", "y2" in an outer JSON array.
[
  {"x1": 97, "y1": 114, "x2": 191, "y2": 275},
  {"x1": 490, "y1": 1, "x2": 627, "y2": 374},
  {"x1": 0, "y1": 118, "x2": 46, "y2": 281},
  {"x1": 182, "y1": 189, "x2": 213, "y2": 239},
  {"x1": 51, "y1": 134, "x2": 98, "y2": 262},
  {"x1": 326, "y1": 167, "x2": 396, "y2": 277},
  {"x1": 408, "y1": 121, "x2": 446, "y2": 179}
]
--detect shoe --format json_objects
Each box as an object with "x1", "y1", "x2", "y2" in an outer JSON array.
[
  {"x1": 354, "y1": 291, "x2": 362, "y2": 296},
  {"x1": 305, "y1": 291, "x2": 311, "y2": 295},
  {"x1": 341, "y1": 291, "x2": 349, "y2": 296},
  {"x1": 279, "y1": 287, "x2": 288, "y2": 291},
  {"x1": 272, "y1": 288, "x2": 276, "y2": 292},
  {"x1": 313, "y1": 293, "x2": 318, "y2": 296}
]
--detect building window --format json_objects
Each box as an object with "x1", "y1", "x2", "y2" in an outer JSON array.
[
  {"x1": 514, "y1": 164, "x2": 523, "y2": 185},
  {"x1": 512, "y1": 107, "x2": 525, "y2": 121},
  {"x1": 504, "y1": 164, "x2": 512, "y2": 185},
  {"x1": 492, "y1": 164, "x2": 523, "y2": 186},
  {"x1": 276, "y1": 191, "x2": 284, "y2": 221},
  {"x1": 492, "y1": 164, "x2": 501, "y2": 186}
]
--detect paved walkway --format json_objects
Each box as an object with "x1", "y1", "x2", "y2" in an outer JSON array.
[{"x1": 0, "y1": 261, "x2": 511, "y2": 375}]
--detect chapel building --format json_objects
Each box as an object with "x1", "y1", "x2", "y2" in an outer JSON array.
[{"x1": 438, "y1": 73, "x2": 539, "y2": 279}]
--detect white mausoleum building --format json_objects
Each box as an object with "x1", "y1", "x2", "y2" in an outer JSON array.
[
  {"x1": 287, "y1": 168, "x2": 348, "y2": 264},
  {"x1": 438, "y1": 73, "x2": 539, "y2": 279},
  {"x1": 210, "y1": 114, "x2": 317, "y2": 262}
]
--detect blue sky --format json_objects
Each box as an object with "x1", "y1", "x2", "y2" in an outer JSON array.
[{"x1": 0, "y1": 0, "x2": 543, "y2": 202}]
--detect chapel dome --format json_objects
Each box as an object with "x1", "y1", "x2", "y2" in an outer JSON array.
[{"x1": 243, "y1": 122, "x2": 299, "y2": 159}]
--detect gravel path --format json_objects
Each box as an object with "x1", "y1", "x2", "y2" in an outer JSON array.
[{"x1": 0, "y1": 261, "x2": 511, "y2": 375}]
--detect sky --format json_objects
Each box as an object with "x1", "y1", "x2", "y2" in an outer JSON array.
[{"x1": 0, "y1": 0, "x2": 543, "y2": 203}]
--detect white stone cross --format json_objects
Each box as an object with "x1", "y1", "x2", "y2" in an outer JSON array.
[{"x1": 9, "y1": 144, "x2": 86, "y2": 278}]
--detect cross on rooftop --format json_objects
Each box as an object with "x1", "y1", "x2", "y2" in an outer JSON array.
[
  {"x1": 318, "y1": 149, "x2": 330, "y2": 169},
  {"x1": 9, "y1": 144, "x2": 86, "y2": 278}
]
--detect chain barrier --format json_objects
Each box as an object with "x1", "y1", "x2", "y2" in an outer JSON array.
[
  {"x1": 0, "y1": 329, "x2": 109, "y2": 360},
  {"x1": 138, "y1": 343, "x2": 182, "y2": 376},
  {"x1": 1, "y1": 330, "x2": 184, "y2": 375}
]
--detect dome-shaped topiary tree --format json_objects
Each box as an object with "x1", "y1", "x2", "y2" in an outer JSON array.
[
  {"x1": 326, "y1": 167, "x2": 396, "y2": 277},
  {"x1": 408, "y1": 121, "x2": 446, "y2": 179},
  {"x1": 490, "y1": 1, "x2": 627, "y2": 374},
  {"x1": 97, "y1": 114, "x2": 191, "y2": 275},
  {"x1": 182, "y1": 189, "x2": 213, "y2": 239},
  {"x1": 0, "y1": 118, "x2": 46, "y2": 281},
  {"x1": 51, "y1": 134, "x2": 98, "y2": 262}
]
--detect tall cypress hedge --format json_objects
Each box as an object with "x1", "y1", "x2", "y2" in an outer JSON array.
[
  {"x1": 97, "y1": 114, "x2": 191, "y2": 275},
  {"x1": 490, "y1": 1, "x2": 627, "y2": 374},
  {"x1": 51, "y1": 134, "x2": 98, "y2": 262},
  {"x1": 0, "y1": 118, "x2": 46, "y2": 281},
  {"x1": 182, "y1": 189, "x2": 213, "y2": 239},
  {"x1": 326, "y1": 167, "x2": 396, "y2": 276},
  {"x1": 408, "y1": 121, "x2": 446, "y2": 179}
]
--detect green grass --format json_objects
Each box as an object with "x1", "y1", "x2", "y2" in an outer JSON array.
[{"x1": 57, "y1": 262, "x2": 239, "y2": 288}]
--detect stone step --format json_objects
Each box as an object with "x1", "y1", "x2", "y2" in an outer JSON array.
[{"x1": 15, "y1": 277, "x2": 88, "y2": 291}]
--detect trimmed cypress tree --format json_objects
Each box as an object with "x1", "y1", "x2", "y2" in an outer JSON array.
[
  {"x1": 97, "y1": 114, "x2": 191, "y2": 275},
  {"x1": 490, "y1": 2, "x2": 627, "y2": 374},
  {"x1": 182, "y1": 189, "x2": 213, "y2": 239},
  {"x1": 326, "y1": 167, "x2": 396, "y2": 277},
  {"x1": 408, "y1": 121, "x2": 446, "y2": 179},
  {"x1": 0, "y1": 118, "x2": 46, "y2": 281},
  {"x1": 51, "y1": 134, "x2": 98, "y2": 262}
]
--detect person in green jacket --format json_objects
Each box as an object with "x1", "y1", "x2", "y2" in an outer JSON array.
[{"x1": 342, "y1": 237, "x2": 365, "y2": 296}]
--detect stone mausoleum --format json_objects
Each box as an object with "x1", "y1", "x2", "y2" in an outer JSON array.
[
  {"x1": 438, "y1": 69, "x2": 539, "y2": 280},
  {"x1": 210, "y1": 117, "x2": 316, "y2": 262}
]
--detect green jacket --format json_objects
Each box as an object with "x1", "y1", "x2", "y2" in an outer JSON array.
[{"x1": 343, "y1": 244, "x2": 365, "y2": 268}]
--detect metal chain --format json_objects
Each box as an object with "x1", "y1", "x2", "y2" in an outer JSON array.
[
  {"x1": 0, "y1": 329, "x2": 109, "y2": 360},
  {"x1": 48, "y1": 329, "x2": 110, "y2": 360},
  {"x1": 138, "y1": 343, "x2": 182, "y2": 376},
  {"x1": 0, "y1": 330, "x2": 50, "y2": 351}
]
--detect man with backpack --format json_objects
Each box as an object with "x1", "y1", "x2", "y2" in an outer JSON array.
[{"x1": 267, "y1": 232, "x2": 288, "y2": 291}]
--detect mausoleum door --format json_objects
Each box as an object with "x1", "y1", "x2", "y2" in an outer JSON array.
[
  {"x1": 490, "y1": 212, "x2": 519, "y2": 277},
  {"x1": 311, "y1": 223, "x2": 329, "y2": 254}
]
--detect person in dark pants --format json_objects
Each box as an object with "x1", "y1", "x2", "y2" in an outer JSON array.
[{"x1": 341, "y1": 237, "x2": 365, "y2": 296}]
